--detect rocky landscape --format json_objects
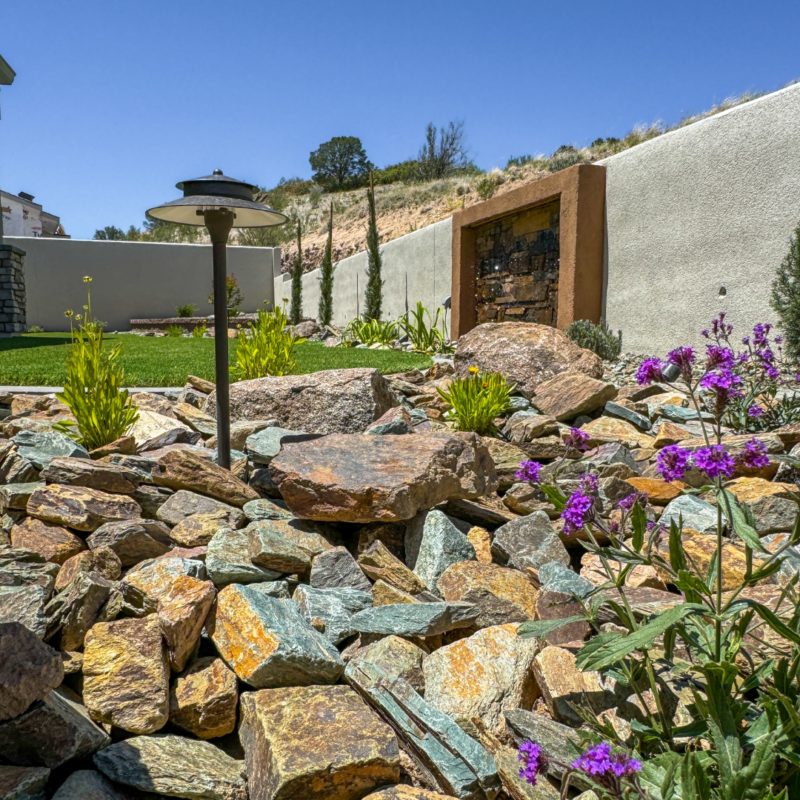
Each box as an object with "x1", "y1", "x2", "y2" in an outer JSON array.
[{"x1": 1, "y1": 321, "x2": 798, "y2": 800}]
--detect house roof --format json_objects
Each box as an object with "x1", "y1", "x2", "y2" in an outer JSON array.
[{"x1": 0, "y1": 54, "x2": 15, "y2": 86}]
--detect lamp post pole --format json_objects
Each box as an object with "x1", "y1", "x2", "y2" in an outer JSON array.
[{"x1": 203, "y1": 208, "x2": 235, "y2": 470}]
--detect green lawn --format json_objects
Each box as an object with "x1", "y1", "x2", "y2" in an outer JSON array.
[{"x1": 0, "y1": 333, "x2": 433, "y2": 387}]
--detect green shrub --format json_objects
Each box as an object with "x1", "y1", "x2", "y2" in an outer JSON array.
[
  {"x1": 191, "y1": 324, "x2": 208, "y2": 339},
  {"x1": 165, "y1": 325, "x2": 185, "y2": 338},
  {"x1": 476, "y1": 175, "x2": 497, "y2": 200},
  {"x1": 176, "y1": 303, "x2": 196, "y2": 318},
  {"x1": 56, "y1": 278, "x2": 139, "y2": 451},
  {"x1": 364, "y1": 174, "x2": 384, "y2": 322},
  {"x1": 373, "y1": 160, "x2": 421, "y2": 185},
  {"x1": 208, "y1": 273, "x2": 244, "y2": 315},
  {"x1": 26, "y1": 325, "x2": 45, "y2": 333},
  {"x1": 343, "y1": 317, "x2": 397, "y2": 347},
  {"x1": 437, "y1": 369, "x2": 514, "y2": 435},
  {"x1": 566, "y1": 318, "x2": 622, "y2": 360},
  {"x1": 397, "y1": 301, "x2": 452, "y2": 353},
  {"x1": 771, "y1": 219, "x2": 800, "y2": 360},
  {"x1": 235, "y1": 305, "x2": 303, "y2": 380}
]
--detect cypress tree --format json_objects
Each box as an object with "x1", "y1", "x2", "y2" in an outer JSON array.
[
  {"x1": 364, "y1": 171, "x2": 383, "y2": 321},
  {"x1": 318, "y1": 202, "x2": 334, "y2": 326},
  {"x1": 772, "y1": 221, "x2": 800, "y2": 361},
  {"x1": 290, "y1": 225, "x2": 303, "y2": 325}
]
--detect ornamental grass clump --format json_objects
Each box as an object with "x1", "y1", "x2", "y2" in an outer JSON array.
[
  {"x1": 511, "y1": 311, "x2": 800, "y2": 799},
  {"x1": 56, "y1": 277, "x2": 139, "y2": 451},
  {"x1": 397, "y1": 301, "x2": 453, "y2": 353},
  {"x1": 235, "y1": 305, "x2": 303, "y2": 380},
  {"x1": 437, "y1": 367, "x2": 514, "y2": 435},
  {"x1": 342, "y1": 317, "x2": 398, "y2": 347}
]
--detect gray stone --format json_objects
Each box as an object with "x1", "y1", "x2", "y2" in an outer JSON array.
[
  {"x1": 0, "y1": 623, "x2": 63, "y2": 722},
  {"x1": 246, "y1": 580, "x2": 291, "y2": 598},
  {"x1": 245, "y1": 426, "x2": 321, "y2": 465},
  {"x1": 101, "y1": 454, "x2": 158, "y2": 483},
  {"x1": 157, "y1": 490, "x2": 242, "y2": 526},
  {"x1": 44, "y1": 571, "x2": 112, "y2": 651},
  {"x1": 94, "y1": 735, "x2": 247, "y2": 800},
  {"x1": 538, "y1": 562, "x2": 594, "y2": 599},
  {"x1": 13, "y1": 431, "x2": 90, "y2": 470},
  {"x1": 242, "y1": 498, "x2": 294, "y2": 522},
  {"x1": 365, "y1": 406, "x2": 416, "y2": 436},
  {"x1": 0, "y1": 586, "x2": 48, "y2": 638},
  {"x1": 131, "y1": 485, "x2": 173, "y2": 518},
  {"x1": 351, "y1": 602, "x2": 480, "y2": 638},
  {"x1": 491, "y1": 512, "x2": 570, "y2": 572},
  {"x1": 0, "y1": 482, "x2": 44, "y2": 512},
  {"x1": 0, "y1": 688, "x2": 110, "y2": 769},
  {"x1": 405, "y1": 510, "x2": 476, "y2": 593},
  {"x1": 208, "y1": 584, "x2": 344, "y2": 688},
  {"x1": 0, "y1": 766, "x2": 50, "y2": 800},
  {"x1": 583, "y1": 442, "x2": 641, "y2": 474},
  {"x1": 660, "y1": 494, "x2": 718, "y2": 532},
  {"x1": 0, "y1": 452, "x2": 40, "y2": 486},
  {"x1": 205, "y1": 528, "x2": 281, "y2": 586},
  {"x1": 345, "y1": 660, "x2": 500, "y2": 800},
  {"x1": 247, "y1": 521, "x2": 312, "y2": 574},
  {"x1": 603, "y1": 401, "x2": 652, "y2": 431},
  {"x1": 40, "y1": 458, "x2": 140, "y2": 494},
  {"x1": 86, "y1": 519, "x2": 173, "y2": 566},
  {"x1": 293, "y1": 585, "x2": 373, "y2": 644},
  {"x1": 652, "y1": 404, "x2": 713, "y2": 424},
  {"x1": 0, "y1": 558, "x2": 58, "y2": 595},
  {"x1": 310, "y1": 545, "x2": 372, "y2": 591},
  {"x1": 352, "y1": 635, "x2": 427, "y2": 694},
  {"x1": 51, "y1": 770, "x2": 130, "y2": 800}
]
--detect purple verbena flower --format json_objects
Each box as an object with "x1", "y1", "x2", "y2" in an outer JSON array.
[
  {"x1": 579, "y1": 473, "x2": 599, "y2": 496},
  {"x1": 742, "y1": 336, "x2": 751, "y2": 346},
  {"x1": 563, "y1": 427, "x2": 591, "y2": 452},
  {"x1": 667, "y1": 346, "x2": 695, "y2": 381},
  {"x1": 572, "y1": 743, "x2": 642, "y2": 781},
  {"x1": 709, "y1": 312, "x2": 733, "y2": 339},
  {"x1": 618, "y1": 492, "x2": 645, "y2": 511},
  {"x1": 775, "y1": 335, "x2": 783, "y2": 344},
  {"x1": 516, "y1": 460, "x2": 542, "y2": 484},
  {"x1": 700, "y1": 368, "x2": 740, "y2": 392},
  {"x1": 561, "y1": 490, "x2": 594, "y2": 535},
  {"x1": 636, "y1": 358, "x2": 664, "y2": 385},
  {"x1": 748, "y1": 405, "x2": 764, "y2": 418},
  {"x1": 518, "y1": 741, "x2": 546, "y2": 786},
  {"x1": 705, "y1": 345, "x2": 735, "y2": 371},
  {"x1": 656, "y1": 445, "x2": 691, "y2": 482},
  {"x1": 693, "y1": 445, "x2": 736, "y2": 479},
  {"x1": 738, "y1": 438, "x2": 770, "y2": 469},
  {"x1": 701, "y1": 329, "x2": 710, "y2": 338}
]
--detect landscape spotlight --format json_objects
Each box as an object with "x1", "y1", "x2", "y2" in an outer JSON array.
[{"x1": 147, "y1": 170, "x2": 287, "y2": 469}]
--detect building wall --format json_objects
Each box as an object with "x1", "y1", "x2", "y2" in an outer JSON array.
[
  {"x1": 601, "y1": 82, "x2": 800, "y2": 354},
  {"x1": 2, "y1": 193, "x2": 44, "y2": 237},
  {"x1": 7, "y1": 237, "x2": 280, "y2": 332},
  {"x1": 274, "y1": 218, "x2": 452, "y2": 327}
]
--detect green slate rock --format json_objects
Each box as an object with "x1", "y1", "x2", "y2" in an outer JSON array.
[
  {"x1": 12, "y1": 431, "x2": 90, "y2": 470},
  {"x1": 0, "y1": 766, "x2": 50, "y2": 800},
  {"x1": 247, "y1": 521, "x2": 312, "y2": 574},
  {"x1": 350, "y1": 601, "x2": 479, "y2": 638},
  {"x1": 405, "y1": 510, "x2": 476, "y2": 593},
  {"x1": 206, "y1": 528, "x2": 282, "y2": 586},
  {"x1": 242, "y1": 498, "x2": 295, "y2": 522},
  {"x1": 491, "y1": 511, "x2": 569, "y2": 572},
  {"x1": 293, "y1": 585, "x2": 372, "y2": 645},
  {"x1": 245, "y1": 426, "x2": 321, "y2": 465},
  {"x1": 538, "y1": 562, "x2": 594, "y2": 599}
]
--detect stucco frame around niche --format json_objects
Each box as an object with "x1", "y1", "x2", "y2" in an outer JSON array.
[{"x1": 450, "y1": 163, "x2": 606, "y2": 339}]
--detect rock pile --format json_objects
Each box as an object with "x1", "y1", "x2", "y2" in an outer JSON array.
[{"x1": 0, "y1": 324, "x2": 797, "y2": 800}]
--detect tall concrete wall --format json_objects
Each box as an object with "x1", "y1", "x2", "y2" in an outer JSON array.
[
  {"x1": 601, "y1": 83, "x2": 800, "y2": 354},
  {"x1": 274, "y1": 219, "x2": 452, "y2": 327},
  {"x1": 8, "y1": 237, "x2": 280, "y2": 332}
]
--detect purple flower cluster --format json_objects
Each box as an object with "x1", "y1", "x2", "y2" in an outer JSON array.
[
  {"x1": 667, "y1": 346, "x2": 695, "y2": 382},
  {"x1": 618, "y1": 492, "x2": 644, "y2": 511},
  {"x1": 515, "y1": 460, "x2": 542, "y2": 484},
  {"x1": 705, "y1": 344, "x2": 735, "y2": 371},
  {"x1": 748, "y1": 405, "x2": 764, "y2": 418},
  {"x1": 561, "y1": 490, "x2": 594, "y2": 535},
  {"x1": 636, "y1": 358, "x2": 664, "y2": 386},
  {"x1": 518, "y1": 741, "x2": 545, "y2": 786},
  {"x1": 656, "y1": 438, "x2": 770, "y2": 481},
  {"x1": 579, "y1": 473, "x2": 599, "y2": 496},
  {"x1": 703, "y1": 311, "x2": 733, "y2": 340},
  {"x1": 563, "y1": 427, "x2": 591, "y2": 452},
  {"x1": 572, "y1": 742, "x2": 642, "y2": 780}
]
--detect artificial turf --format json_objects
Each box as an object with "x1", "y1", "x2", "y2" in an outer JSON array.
[{"x1": 0, "y1": 333, "x2": 433, "y2": 387}]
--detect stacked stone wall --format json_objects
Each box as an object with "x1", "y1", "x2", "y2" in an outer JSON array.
[{"x1": 0, "y1": 244, "x2": 26, "y2": 335}]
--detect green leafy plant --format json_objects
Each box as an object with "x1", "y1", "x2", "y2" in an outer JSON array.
[
  {"x1": 165, "y1": 325, "x2": 185, "y2": 338},
  {"x1": 771, "y1": 220, "x2": 800, "y2": 361},
  {"x1": 364, "y1": 172, "x2": 384, "y2": 322},
  {"x1": 309, "y1": 136, "x2": 373, "y2": 191},
  {"x1": 290, "y1": 225, "x2": 303, "y2": 326},
  {"x1": 397, "y1": 301, "x2": 453, "y2": 353},
  {"x1": 567, "y1": 318, "x2": 623, "y2": 360},
  {"x1": 175, "y1": 303, "x2": 196, "y2": 318},
  {"x1": 318, "y1": 202, "x2": 334, "y2": 327},
  {"x1": 476, "y1": 174, "x2": 498, "y2": 200},
  {"x1": 342, "y1": 316, "x2": 398, "y2": 347},
  {"x1": 235, "y1": 305, "x2": 304, "y2": 380},
  {"x1": 56, "y1": 278, "x2": 139, "y2": 451},
  {"x1": 191, "y1": 324, "x2": 208, "y2": 338},
  {"x1": 208, "y1": 274, "x2": 244, "y2": 315},
  {"x1": 26, "y1": 325, "x2": 44, "y2": 334},
  {"x1": 436, "y1": 368, "x2": 514, "y2": 434}
]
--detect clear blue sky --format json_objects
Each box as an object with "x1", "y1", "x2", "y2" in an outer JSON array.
[{"x1": 2, "y1": 0, "x2": 799, "y2": 240}]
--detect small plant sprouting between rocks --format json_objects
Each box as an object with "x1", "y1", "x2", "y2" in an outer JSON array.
[
  {"x1": 437, "y1": 367, "x2": 514, "y2": 435},
  {"x1": 175, "y1": 303, "x2": 196, "y2": 318},
  {"x1": 56, "y1": 277, "x2": 139, "y2": 451},
  {"x1": 165, "y1": 325, "x2": 185, "y2": 338},
  {"x1": 191, "y1": 324, "x2": 208, "y2": 338},
  {"x1": 567, "y1": 318, "x2": 623, "y2": 361},
  {"x1": 235, "y1": 305, "x2": 304, "y2": 380},
  {"x1": 397, "y1": 301, "x2": 453, "y2": 354},
  {"x1": 342, "y1": 317, "x2": 398, "y2": 347},
  {"x1": 514, "y1": 311, "x2": 800, "y2": 800}
]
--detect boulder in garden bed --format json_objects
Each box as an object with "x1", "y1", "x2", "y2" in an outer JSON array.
[
  {"x1": 310, "y1": 545, "x2": 372, "y2": 591},
  {"x1": 532, "y1": 372, "x2": 618, "y2": 421},
  {"x1": 169, "y1": 656, "x2": 239, "y2": 740},
  {"x1": 206, "y1": 527, "x2": 282, "y2": 586},
  {"x1": 156, "y1": 489, "x2": 241, "y2": 526},
  {"x1": 40, "y1": 457, "x2": 140, "y2": 494},
  {"x1": 0, "y1": 482, "x2": 44, "y2": 512},
  {"x1": 269, "y1": 432, "x2": 497, "y2": 523},
  {"x1": 245, "y1": 426, "x2": 322, "y2": 465},
  {"x1": 358, "y1": 540, "x2": 425, "y2": 595},
  {"x1": 170, "y1": 510, "x2": 245, "y2": 547},
  {"x1": 207, "y1": 367, "x2": 397, "y2": 435},
  {"x1": 12, "y1": 430, "x2": 90, "y2": 470},
  {"x1": 247, "y1": 522, "x2": 312, "y2": 574},
  {"x1": 10, "y1": 517, "x2": 86, "y2": 565},
  {"x1": 454, "y1": 321, "x2": 603, "y2": 397},
  {"x1": 26, "y1": 485, "x2": 142, "y2": 533},
  {"x1": 0, "y1": 585, "x2": 48, "y2": 638},
  {"x1": 293, "y1": 585, "x2": 373, "y2": 645},
  {"x1": 350, "y1": 601, "x2": 480, "y2": 638},
  {"x1": 491, "y1": 512, "x2": 570, "y2": 572},
  {"x1": 86, "y1": 519, "x2": 173, "y2": 566}
]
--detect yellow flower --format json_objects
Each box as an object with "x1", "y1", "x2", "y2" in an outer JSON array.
[
  {"x1": 482, "y1": 382, "x2": 489, "y2": 389},
  {"x1": 83, "y1": 276, "x2": 92, "y2": 283},
  {"x1": 468, "y1": 366, "x2": 479, "y2": 375}
]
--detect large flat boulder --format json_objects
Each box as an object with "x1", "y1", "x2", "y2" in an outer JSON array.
[
  {"x1": 239, "y1": 685, "x2": 400, "y2": 800},
  {"x1": 270, "y1": 433, "x2": 497, "y2": 523},
  {"x1": 454, "y1": 322, "x2": 603, "y2": 397},
  {"x1": 532, "y1": 372, "x2": 618, "y2": 421},
  {"x1": 207, "y1": 368, "x2": 397, "y2": 435},
  {"x1": 10, "y1": 518, "x2": 87, "y2": 565},
  {"x1": 26, "y1": 485, "x2": 142, "y2": 533},
  {"x1": 40, "y1": 457, "x2": 140, "y2": 494}
]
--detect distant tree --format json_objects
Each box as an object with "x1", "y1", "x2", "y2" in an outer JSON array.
[
  {"x1": 772, "y1": 220, "x2": 800, "y2": 360},
  {"x1": 290, "y1": 225, "x2": 303, "y2": 325},
  {"x1": 318, "y1": 203, "x2": 335, "y2": 326},
  {"x1": 93, "y1": 225, "x2": 126, "y2": 240},
  {"x1": 363, "y1": 172, "x2": 383, "y2": 321},
  {"x1": 417, "y1": 121, "x2": 469, "y2": 180},
  {"x1": 309, "y1": 136, "x2": 373, "y2": 190}
]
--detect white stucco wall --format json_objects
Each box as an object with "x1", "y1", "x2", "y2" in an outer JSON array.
[
  {"x1": 274, "y1": 219, "x2": 453, "y2": 326},
  {"x1": 601, "y1": 82, "x2": 800, "y2": 354},
  {"x1": 8, "y1": 237, "x2": 280, "y2": 332}
]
